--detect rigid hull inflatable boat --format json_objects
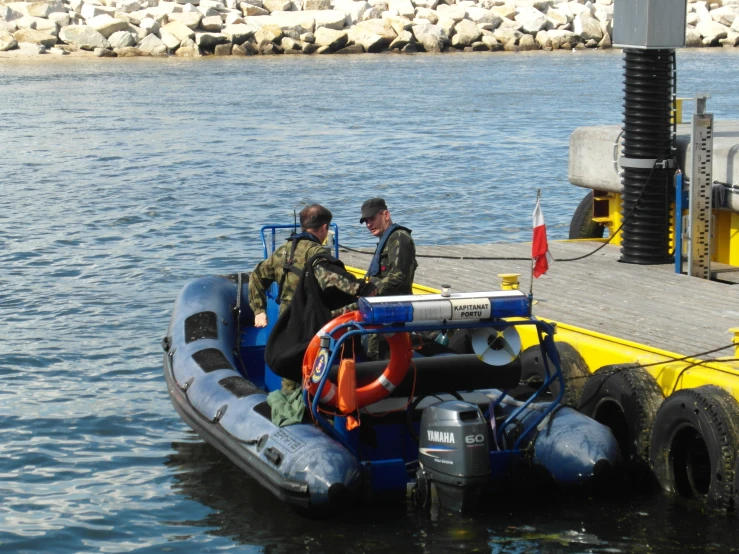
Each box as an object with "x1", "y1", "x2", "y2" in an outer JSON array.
[{"x1": 162, "y1": 226, "x2": 622, "y2": 512}]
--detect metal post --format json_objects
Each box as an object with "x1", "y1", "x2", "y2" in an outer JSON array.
[
  {"x1": 687, "y1": 93, "x2": 714, "y2": 279},
  {"x1": 674, "y1": 170, "x2": 684, "y2": 274}
]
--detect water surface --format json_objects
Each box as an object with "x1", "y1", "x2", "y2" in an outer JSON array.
[{"x1": 2, "y1": 49, "x2": 739, "y2": 553}]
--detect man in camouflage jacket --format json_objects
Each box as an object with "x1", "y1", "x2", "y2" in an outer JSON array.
[
  {"x1": 360, "y1": 198, "x2": 418, "y2": 359},
  {"x1": 248, "y1": 203, "x2": 372, "y2": 327},
  {"x1": 249, "y1": 204, "x2": 375, "y2": 393},
  {"x1": 360, "y1": 197, "x2": 417, "y2": 296}
]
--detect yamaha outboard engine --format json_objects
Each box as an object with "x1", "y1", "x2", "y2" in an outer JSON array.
[{"x1": 414, "y1": 400, "x2": 490, "y2": 512}]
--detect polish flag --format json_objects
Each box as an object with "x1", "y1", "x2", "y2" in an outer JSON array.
[{"x1": 532, "y1": 197, "x2": 553, "y2": 278}]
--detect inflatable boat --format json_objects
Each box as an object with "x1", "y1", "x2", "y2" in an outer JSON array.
[{"x1": 162, "y1": 225, "x2": 622, "y2": 512}]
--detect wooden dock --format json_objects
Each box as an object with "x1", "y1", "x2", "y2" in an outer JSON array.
[{"x1": 340, "y1": 240, "x2": 739, "y2": 361}]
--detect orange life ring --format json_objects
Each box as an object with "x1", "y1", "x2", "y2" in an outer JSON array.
[{"x1": 302, "y1": 310, "x2": 413, "y2": 409}]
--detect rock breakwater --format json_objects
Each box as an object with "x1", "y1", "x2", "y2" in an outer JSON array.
[{"x1": 1, "y1": 0, "x2": 738, "y2": 58}]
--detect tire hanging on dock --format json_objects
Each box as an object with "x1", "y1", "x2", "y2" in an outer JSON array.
[
  {"x1": 578, "y1": 364, "x2": 663, "y2": 480},
  {"x1": 514, "y1": 342, "x2": 590, "y2": 407},
  {"x1": 568, "y1": 191, "x2": 605, "y2": 240},
  {"x1": 649, "y1": 385, "x2": 739, "y2": 512}
]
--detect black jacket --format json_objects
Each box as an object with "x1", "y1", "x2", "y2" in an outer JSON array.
[{"x1": 265, "y1": 252, "x2": 374, "y2": 382}]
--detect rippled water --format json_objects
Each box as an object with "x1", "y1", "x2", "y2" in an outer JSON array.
[{"x1": 3, "y1": 50, "x2": 739, "y2": 553}]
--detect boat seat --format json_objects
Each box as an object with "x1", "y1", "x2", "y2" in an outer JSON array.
[{"x1": 328, "y1": 354, "x2": 522, "y2": 398}]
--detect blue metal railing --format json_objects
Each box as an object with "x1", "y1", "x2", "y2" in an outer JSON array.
[
  {"x1": 304, "y1": 317, "x2": 562, "y2": 457},
  {"x1": 259, "y1": 223, "x2": 340, "y2": 260}
]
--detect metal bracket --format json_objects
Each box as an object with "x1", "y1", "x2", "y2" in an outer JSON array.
[{"x1": 619, "y1": 157, "x2": 676, "y2": 170}]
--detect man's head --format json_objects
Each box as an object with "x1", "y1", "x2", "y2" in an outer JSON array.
[
  {"x1": 360, "y1": 197, "x2": 392, "y2": 237},
  {"x1": 300, "y1": 204, "x2": 332, "y2": 243}
]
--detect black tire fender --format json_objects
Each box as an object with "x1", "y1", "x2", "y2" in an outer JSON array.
[
  {"x1": 568, "y1": 191, "x2": 605, "y2": 240},
  {"x1": 517, "y1": 342, "x2": 590, "y2": 407},
  {"x1": 650, "y1": 385, "x2": 739, "y2": 512},
  {"x1": 578, "y1": 364, "x2": 664, "y2": 471}
]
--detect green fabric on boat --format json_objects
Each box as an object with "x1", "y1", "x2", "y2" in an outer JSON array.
[{"x1": 266, "y1": 387, "x2": 305, "y2": 427}]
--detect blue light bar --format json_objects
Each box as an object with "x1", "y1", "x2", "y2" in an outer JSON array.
[
  {"x1": 358, "y1": 290, "x2": 530, "y2": 325},
  {"x1": 358, "y1": 299, "x2": 414, "y2": 325}
]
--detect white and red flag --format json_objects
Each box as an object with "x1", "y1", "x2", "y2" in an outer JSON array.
[{"x1": 532, "y1": 196, "x2": 553, "y2": 278}]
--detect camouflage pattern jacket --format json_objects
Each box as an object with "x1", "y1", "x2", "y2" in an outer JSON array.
[
  {"x1": 369, "y1": 226, "x2": 417, "y2": 296},
  {"x1": 248, "y1": 236, "x2": 368, "y2": 317}
]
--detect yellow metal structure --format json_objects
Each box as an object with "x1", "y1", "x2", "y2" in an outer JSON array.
[
  {"x1": 346, "y1": 266, "x2": 739, "y2": 402},
  {"x1": 592, "y1": 190, "x2": 623, "y2": 245},
  {"x1": 497, "y1": 273, "x2": 521, "y2": 290}
]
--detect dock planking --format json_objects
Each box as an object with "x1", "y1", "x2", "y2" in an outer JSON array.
[{"x1": 340, "y1": 240, "x2": 739, "y2": 360}]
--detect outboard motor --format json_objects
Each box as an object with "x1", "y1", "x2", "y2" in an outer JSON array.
[{"x1": 414, "y1": 400, "x2": 490, "y2": 512}]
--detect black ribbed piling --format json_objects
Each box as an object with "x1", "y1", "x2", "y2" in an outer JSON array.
[{"x1": 619, "y1": 48, "x2": 674, "y2": 265}]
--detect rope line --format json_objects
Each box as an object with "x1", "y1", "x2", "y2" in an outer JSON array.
[{"x1": 338, "y1": 160, "x2": 667, "y2": 265}]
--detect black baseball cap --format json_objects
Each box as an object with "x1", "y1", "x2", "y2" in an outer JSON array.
[{"x1": 359, "y1": 198, "x2": 388, "y2": 223}]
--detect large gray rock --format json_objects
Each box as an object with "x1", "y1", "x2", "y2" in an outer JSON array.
[
  {"x1": 247, "y1": 12, "x2": 315, "y2": 33},
  {"x1": 118, "y1": 0, "x2": 143, "y2": 13},
  {"x1": 80, "y1": 3, "x2": 117, "y2": 19},
  {"x1": 59, "y1": 24, "x2": 110, "y2": 49},
  {"x1": 1, "y1": 4, "x2": 23, "y2": 21},
  {"x1": 573, "y1": 11, "x2": 602, "y2": 41},
  {"x1": 547, "y1": 28, "x2": 577, "y2": 48},
  {"x1": 451, "y1": 18, "x2": 480, "y2": 46},
  {"x1": 48, "y1": 12, "x2": 71, "y2": 27},
  {"x1": 388, "y1": 28, "x2": 411, "y2": 48},
  {"x1": 222, "y1": 22, "x2": 258, "y2": 43},
  {"x1": 697, "y1": 20, "x2": 729, "y2": 41},
  {"x1": 518, "y1": 32, "x2": 537, "y2": 50},
  {"x1": 18, "y1": 40, "x2": 46, "y2": 53},
  {"x1": 313, "y1": 25, "x2": 346, "y2": 49},
  {"x1": 436, "y1": 15, "x2": 455, "y2": 37},
  {"x1": 303, "y1": 0, "x2": 329, "y2": 9},
  {"x1": 263, "y1": 0, "x2": 290, "y2": 12},
  {"x1": 466, "y1": 7, "x2": 501, "y2": 28},
  {"x1": 137, "y1": 31, "x2": 167, "y2": 53},
  {"x1": 108, "y1": 29, "x2": 137, "y2": 47},
  {"x1": 159, "y1": 28, "x2": 182, "y2": 48},
  {"x1": 387, "y1": 0, "x2": 413, "y2": 18},
  {"x1": 490, "y1": 3, "x2": 515, "y2": 20},
  {"x1": 27, "y1": 0, "x2": 66, "y2": 18},
  {"x1": 436, "y1": 4, "x2": 465, "y2": 22},
  {"x1": 492, "y1": 25, "x2": 520, "y2": 44},
  {"x1": 348, "y1": 25, "x2": 388, "y2": 51},
  {"x1": 333, "y1": 0, "x2": 369, "y2": 26},
  {"x1": 242, "y1": 4, "x2": 269, "y2": 15},
  {"x1": 13, "y1": 27, "x2": 57, "y2": 47},
  {"x1": 15, "y1": 15, "x2": 58, "y2": 36},
  {"x1": 353, "y1": 18, "x2": 395, "y2": 40},
  {"x1": 195, "y1": 31, "x2": 228, "y2": 45},
  {"x1": 168, "y1": 11, "x2": 204, "y2": 29},
  {"x1": 312, "y1": 10, "x2": 346, "y2": 30},
  {"x1": 161, "y1": 20, "x2": 195, "y2": 40},
  {"x1": 87, "y1": 14, "x2": 130, "y2": 38},
  {"x1": 140, "y1": 17, "x2": 161, "y2": 34},
  {"x1": 382, "y1": 13, "x2": 411, "y2": 35},
  {"x1": 515, "y1": 7, "x2": 548, "y2": 34},
  {"x1": 201, "y1": 15, "x2": 224, "y2": 30},
  {"x1": 0, "y1": 28, "x2": 18, "y2": 51},
  {"x1": 412, "y1": 22, "x2": 446, "y2": 51},
  {"x1": 174, "y1": 37, "x2": 202, "y2": 55}
]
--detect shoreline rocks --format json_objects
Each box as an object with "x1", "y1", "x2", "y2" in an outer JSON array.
[{"x1": 1, "y1": 0, "x2": 737, "y2": 58}]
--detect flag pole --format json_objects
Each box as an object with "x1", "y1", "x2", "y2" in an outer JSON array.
[{"x1": 529, "y1": 188, "x2": 540, "y2": 299}]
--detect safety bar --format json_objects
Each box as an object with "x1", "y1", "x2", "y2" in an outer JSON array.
[
  {"x1": 260, "y1": 223, "x2": 340, "y2": 259},
  {"x1": 303, "y1": 317, "x2": 562, "y2": 456}
]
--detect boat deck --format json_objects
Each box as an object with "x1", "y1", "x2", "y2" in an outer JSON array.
[{"x1": 340, "y1": 240, "x2": 739, "y2": 361}]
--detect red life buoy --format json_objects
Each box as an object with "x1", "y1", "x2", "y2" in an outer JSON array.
[{"x1": 302, "y1": 310, "x2": 412, "y2": 410}]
